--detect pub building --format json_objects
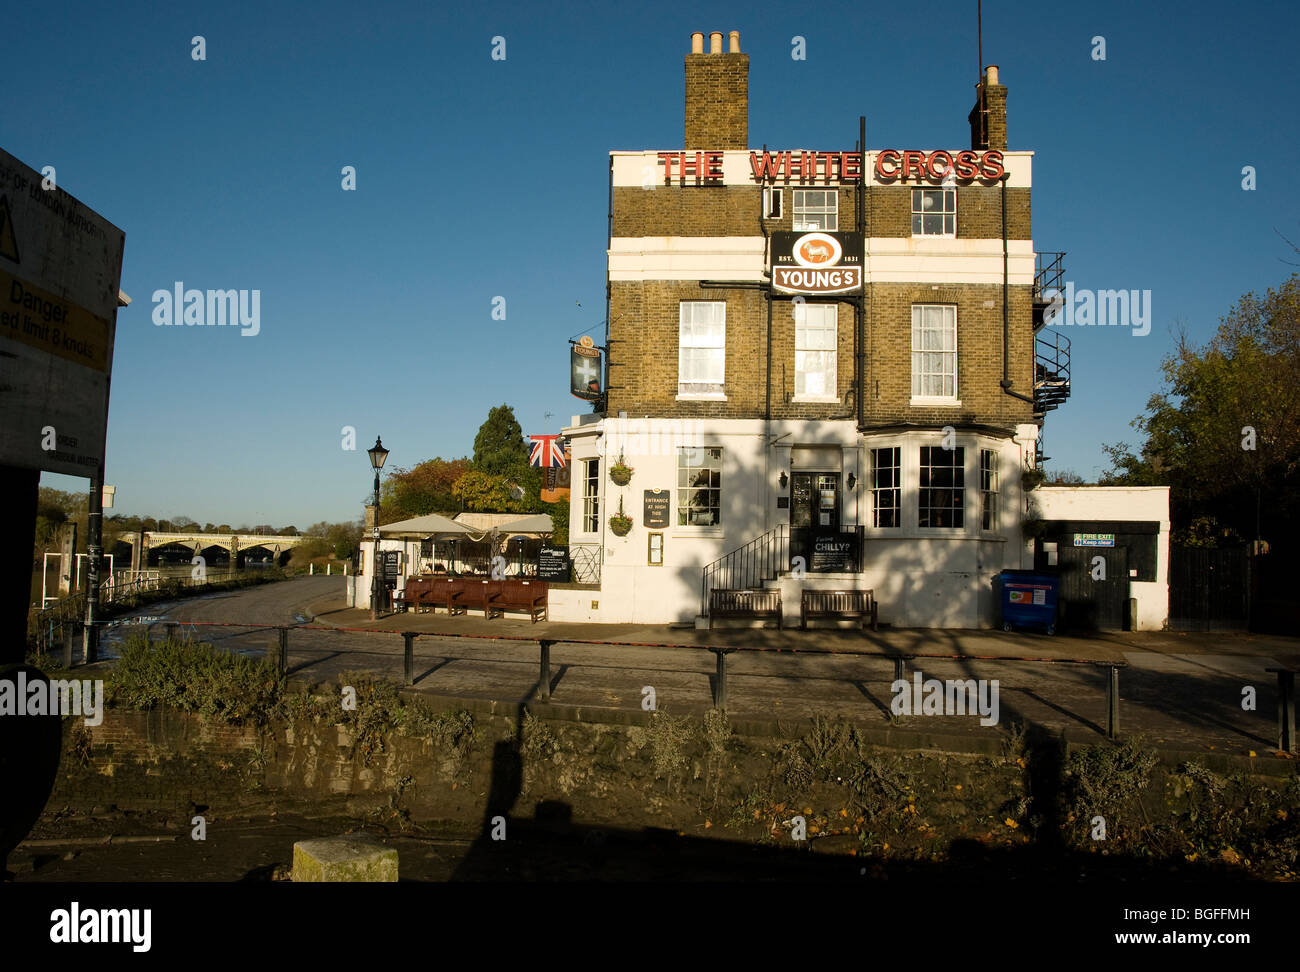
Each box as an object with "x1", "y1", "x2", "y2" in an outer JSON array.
[{"x1": 552, "y1": 29, "x2": 1170, "y2": 629}]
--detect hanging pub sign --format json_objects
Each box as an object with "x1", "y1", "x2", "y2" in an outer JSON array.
[
  {"x1": 771, "y1": 231, "x2": 863, "y2": 295},
  {"x1": 643, "y1": 489, "x2": 670, "y2": 529},
  {"x1": 570, "y1": 335, "x2": 602, "y2": 401}
]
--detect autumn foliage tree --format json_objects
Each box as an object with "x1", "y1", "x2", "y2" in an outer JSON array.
[
  {"x1": 1103, "y1": 274, "x2": 1300, "y2": 546},
  {"x1": 379, "y1": 456, "x2": 472, "y2": 523}
]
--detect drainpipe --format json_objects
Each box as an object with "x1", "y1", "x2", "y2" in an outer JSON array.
[
  {"x1": 856, "y1": 115, "x2": 866, "y2": 430},
  {"x1": 999, "y1": 172, "x2": 1034, "y2": 405},
  {"x1": 604, "y1": 156, "x2": 613, "y2": 415}
]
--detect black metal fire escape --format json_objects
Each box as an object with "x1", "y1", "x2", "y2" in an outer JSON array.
[{"x1": 1032, "y1": 251, "x2": 1071, "y2": 464}]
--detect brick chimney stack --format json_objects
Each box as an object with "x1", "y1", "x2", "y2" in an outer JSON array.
[
  {"x1": 968, "y1": 64, "x2": 1007, "y2": 151},
  {"x1": 685, "y1": 30, "x2": 748, "y2": 149}
]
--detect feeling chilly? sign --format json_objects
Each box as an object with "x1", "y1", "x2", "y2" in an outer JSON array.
[{"x1": 0, "y1": 147, "x2": 125, "y2": 477}]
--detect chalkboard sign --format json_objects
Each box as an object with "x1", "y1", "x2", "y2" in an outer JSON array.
[
  {"x1": 643, "y1": 489, "x2": 670, "y2": 529},
  {"x1": 537, "y1": 546, "x2": 571, "y2": 582},
  {"x1": 380, "y1": 551, "x2": 401, "y2": 581}
]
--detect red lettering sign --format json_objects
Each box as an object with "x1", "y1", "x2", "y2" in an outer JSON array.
[
  {"x1": 926, "y1": 149, "x2": 954, "y2": 180},
  {"x1": 979, "y1": 149, "x2": 1005, "y2": 180},
  {"x1": 875, "y1": 150, "x2": 902, "y2": 180}
]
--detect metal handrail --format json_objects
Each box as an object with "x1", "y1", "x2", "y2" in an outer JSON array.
[
  {"x1": 1034, "y1": 329, "x2": 1071, "y2": 414},
  {"x1": 700, "y1": 524, "x2": 788, "y2": 616},
  {"x1": 1034, "y1": 251, "x2": 1066, "y2": 304}
]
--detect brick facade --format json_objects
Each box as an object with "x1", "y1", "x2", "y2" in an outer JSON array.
[
  {"x1": 685, "y1": 52, "x2": 748, "y2": 149},
  {"x1": 607, "y1": 43, "x2": 1034, "y2": 437}
]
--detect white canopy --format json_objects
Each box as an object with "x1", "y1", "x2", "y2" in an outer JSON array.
[{"x1": 377, "y1": 513, "x2": 480, "y2": 539}]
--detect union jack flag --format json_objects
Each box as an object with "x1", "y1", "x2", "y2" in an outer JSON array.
[{"x1": 529, "y1": 434, "x2": 566, "y2": 468}]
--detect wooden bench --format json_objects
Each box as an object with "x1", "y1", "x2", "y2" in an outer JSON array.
[
  {"x1": 427, "y1": 577, "x2": 470, "y2": 616},
  {"x1": 800, "y1": 589, "x2": 877, "y2": 631},
  {"x1": 397, "y1": 578, "x2": 435, "y2": 613},
  {"x1": 708, "y1": 589, "x2": 782, "y2": 628},
  {"x1": 484, "y1": 579, "x2": 548, "y2": 623}
]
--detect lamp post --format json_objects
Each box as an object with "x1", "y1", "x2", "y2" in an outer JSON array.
[
  {"x1": 368, "y1": 436, "x2": 389, "y2": 621},
  {"x1": 448, "y1": 539, "x2": 457, "y2": 576}
]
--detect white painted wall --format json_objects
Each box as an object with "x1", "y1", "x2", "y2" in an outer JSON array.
[
  {"x1": 1032, "y1": 486, "x2": 1171, "y2": 630},
  {"x1": 555, "y1": 416, "x2": 1038, "y2": 628}
]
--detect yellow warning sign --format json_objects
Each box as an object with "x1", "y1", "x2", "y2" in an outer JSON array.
[
  {"x1": 0, "y1": 195, "x2": 18, "y2": 263},
  {"x1": 0, "y1": 267, "x2": 109, "y2": 371}
]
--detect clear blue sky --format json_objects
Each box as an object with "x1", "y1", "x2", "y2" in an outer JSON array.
[{"x1": 8, "y1": 0, "x2": 1297, "y2": 527}]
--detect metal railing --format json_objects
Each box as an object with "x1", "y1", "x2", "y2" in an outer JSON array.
[
  {"x1": 569, "y1": 543, "x2": 602, "y2": 584},
  {"x1": 1034, "y1": 328, "x2": 1071, "y2": 415},
  {"x1": 55, "y1": 618, "x2": 1136, "y2": 741},
  {"x1": 700, "y1": 525, "x2": 788, "y2": 617},
  {"x1": 1033, "y1": 251, "x2": 1066, "y2": 311}
]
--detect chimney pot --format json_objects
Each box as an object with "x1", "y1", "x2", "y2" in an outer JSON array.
[
  {"x1": 729, "y1": 30, "x2": 740, "y2": 53},
  {"x1": 986, "y1": 64, "x2": 999, "y2": 86},
  {"x1": 691, "y1": 31, "x2": 704, "y2": 54},
  {"x1": 709, "y1": 31, "x2": 723, "y2": 54}
]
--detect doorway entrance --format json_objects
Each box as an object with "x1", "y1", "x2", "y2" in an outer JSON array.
[{"x1": 792, "y1": 472, "x2": 840, "y2": 531}]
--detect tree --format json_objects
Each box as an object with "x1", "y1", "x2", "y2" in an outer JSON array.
[
  {"x1": 472, "y1": 404, "x2": 531, "y2": 479},
  {"x1": 1102, "y1": 274, "x2": 1300, "y2": 545},
  {"x1": 452, "y1": 470, "x2": 520, "y2": 512},
  {"x1": 544, "y1": 498, "x2": 569, "y2": 545},
  {"x1": 379, "y1": 456, "x2": 472, "y2": 523},
  {"x1": 1045, "y1": 468, "x2": 1085, "y2": 485}
]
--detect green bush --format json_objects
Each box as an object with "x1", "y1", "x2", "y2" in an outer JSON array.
[{"x1": 108, "y1": 633, "x2": 282, "y2": 728}]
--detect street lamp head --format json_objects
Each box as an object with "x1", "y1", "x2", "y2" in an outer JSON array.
[{"x1": 368, "y1": 436, "x2": 389, "y2": 471}]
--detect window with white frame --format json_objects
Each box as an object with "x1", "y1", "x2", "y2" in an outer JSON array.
[
  {"x1": 792, "y1": 189, "x2": 837, "y2": 231},
  {"x1": 871, "y1": 447, "x2": 901, "y2": 528},
  {"x1": 980, "y1": 449, "x2": 998, "y2": 531},
  {"x1": 678, "y1": 301, "x2": 726, "y2": 396},
  {"x1": 794, "y1": 303, "x2": 837, "y2": 399},
  {"x1": 911, "y1": 304, "x2": 957, "y2": 400},
  {"x1": 677, "y1": 447, "x2": 722, "y2": 526},
  {"x1": 582, "y1": 458, "x2": 600, "y2": 533},
  {"x1": 919, "y1": 445, "x2": 964, "y2": 528},
  {"x1": 763, "y1": 187, "x2": 783, "y2": 219},
  {"x1": 912, "y1": 188, "x2": 956, "y2": 236}
]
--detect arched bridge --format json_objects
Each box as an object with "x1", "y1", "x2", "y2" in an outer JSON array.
[{"x1": 116, "y1": 532, "x2": 315, "y2": 569}]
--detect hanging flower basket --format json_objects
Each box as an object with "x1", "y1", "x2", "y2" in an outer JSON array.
[
  {"x1": 609, "y1": 456, "x2": 634, "y2": 486},
  {"x1": 609, "y1": 496, "x2": 633, "y2": 536}
]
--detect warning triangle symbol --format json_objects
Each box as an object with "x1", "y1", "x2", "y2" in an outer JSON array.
[{"x1": 0, "y1": 196, "x2": 19, "y2": 264}]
